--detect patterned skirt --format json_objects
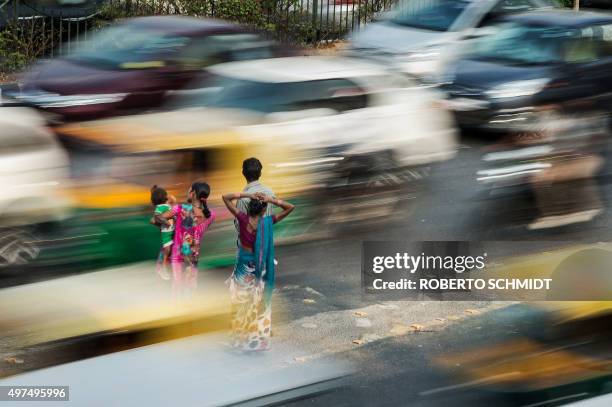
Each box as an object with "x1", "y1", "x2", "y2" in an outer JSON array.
[{"x1": 226, "y1": 249, "x2": 272, "y2": 351}]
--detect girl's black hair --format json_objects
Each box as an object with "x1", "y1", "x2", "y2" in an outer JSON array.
[
  {"x1": 151, "y1": 185, "x2": 168, "y2": 206},
  {"x1": 191, "y1": 182, "x2": 212, "y2": 219},
  {"x1": 248, "y1": 198, "x2": 267, "y2": 217}
]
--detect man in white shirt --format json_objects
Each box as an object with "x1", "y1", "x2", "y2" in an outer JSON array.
[{"x1": 235, "y1": 157, "x2": 275, "y2": 230}]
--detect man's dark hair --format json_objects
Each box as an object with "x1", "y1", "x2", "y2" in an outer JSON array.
[{"x1": 242, "y1": 157, "x2": 263, "y2": 183}]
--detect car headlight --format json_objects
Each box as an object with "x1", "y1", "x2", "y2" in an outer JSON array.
[
  {"x1": 485, "y1": 79, "x2": 549, "y2": 99},
  {"x1": 16, "y1": 92, "x2": 127, "y2": 108},
  {"x1": 394, "y1": 48, "x2": 443, "y2": 77}
]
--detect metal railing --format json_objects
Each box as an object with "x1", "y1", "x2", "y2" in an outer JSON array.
[{"x1": 0, "y1": 0, "x2": 400, "y2": 59}]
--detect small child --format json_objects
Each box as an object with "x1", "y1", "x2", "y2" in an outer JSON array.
[{"x1": 150, "y1": 185, "x2": 176, "y2": 279}]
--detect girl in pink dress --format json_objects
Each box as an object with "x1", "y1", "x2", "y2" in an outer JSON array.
[{"x1": 154, "y1": 182, "x2": 216, "y2": 297}]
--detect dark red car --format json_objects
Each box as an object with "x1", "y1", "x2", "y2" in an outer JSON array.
[{"x1": 16, "y1": 16, "x2": 280, "y2": 121}]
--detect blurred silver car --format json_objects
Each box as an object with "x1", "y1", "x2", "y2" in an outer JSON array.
[
  {"x1": 349, "y1": 0, "x2": 560, "y2": 78},
  {"x1": 71, "y1": 55, "x2": 458, "y2": 169},
  {"x1": 198, "y1": 56, "x2": 459, "y2": 225},
  {"x1": 183, "y1": 55, "x2": 458, "y2": 168}
]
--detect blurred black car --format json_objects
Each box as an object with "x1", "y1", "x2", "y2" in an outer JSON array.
[
  {"x1": 582, "y1": 0, "x2": 612, "y2": 10},
  {"x1": 441, "y1": 10, "x2": 612, "y2": 133},
  {"x1": 14, "y1": 16, "x2": 281, "y2": 121}
]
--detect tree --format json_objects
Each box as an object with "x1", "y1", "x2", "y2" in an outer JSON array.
[{"x1": 559, "y1": 0, "x2": 578, "y2": 7}]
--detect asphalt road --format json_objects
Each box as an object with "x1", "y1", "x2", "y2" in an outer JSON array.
[
  {"x1": 265, "y1": 135, "x2": 612, "y2": 406},
  {"x1": 1, "y1": 136, "x2": 611, "y2": 406},
  {"x1": 273, "y1": 134, "x2": 612, "y2": 318},
  {"x1": 282, "y1": 302, "x2": 609, "y2": 407}
]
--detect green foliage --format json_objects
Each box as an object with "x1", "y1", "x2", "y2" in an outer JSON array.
[
  {"x1": 0, "y1": 0, "x2": 390, "y2": 74},
  {"x1": 0, "y1": 25, "x2": 37, "y2": 73},
  {"x1": 95, "y1": 0, "x2": 326, "y2": 44},
  {"x1": 0, "y1": 47, "x2": 28, "y2": 73},
  {"x1": 198, "y1": 0, "x2": 268, "y2": 26}
]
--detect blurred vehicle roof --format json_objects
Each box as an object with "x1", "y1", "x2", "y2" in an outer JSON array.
[
  {"x1": 124, "y1": 15, "x2": 245, "y2": 35},
  {"x1": 0, "y1": 263, "x2": 231, "y2": 346},
  {"x1": 55, "y1": 108, "x2": 263, "y2": 153},
  {"x1": 0, "y1": 0, "x2": 106, "y2": 28},
  {"x1": 207, "y1": 56, "x2": 389, "y2": 83},
  {"x1": 504, "y1": 9, "x2": 612, "y2": 28}
]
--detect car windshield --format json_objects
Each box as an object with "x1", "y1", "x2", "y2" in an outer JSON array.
[
  {"x1": 468, "y1": 23, "x2": 584, "y2": 65},
  {"x1": 67, "y1": 24, "x2": 190, "y2": 68},
  {"x1": 171, "y1": 75, "x2": 298, "y2": 113},
  {"x1": 171, "y1": 74, "x2": 369, "y2": 113},
  {"x1": 390, "y1": 0, "x2": 471, "y2": 32}
]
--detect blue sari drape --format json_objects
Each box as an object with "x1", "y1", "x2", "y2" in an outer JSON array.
[{"x1": 254, "y1": 215, "x2": 275, "y2": 307}]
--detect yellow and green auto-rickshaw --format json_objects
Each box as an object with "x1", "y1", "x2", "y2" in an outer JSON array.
[{"x1": 52, "y1": 108, "x2": 320, "y2": 269}]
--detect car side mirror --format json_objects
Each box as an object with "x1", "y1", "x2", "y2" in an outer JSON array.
[
  {"x1": 464, "y1": 26, "x2": 498, "y2": 40},
  {"x1": 371, "y1": 10, "x2": 393, "y2": 22}
]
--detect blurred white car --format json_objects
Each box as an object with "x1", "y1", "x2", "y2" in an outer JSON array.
[
  {"x1": 0, "y1": 107, "x2": 70, "y2": 266},
  {"x1": 55, "y1": 56, "x2": 457, "y2": 227},
  {"x1": 349, "y1": 0, "x2": 560, "y2": 78},
  {"x1": 0, "y1": 107, "x2": 70, "y2": 225},
  {"x1": 60, "y1": 55, "x2": 458, "y2": 169},
  {"x1": 180, "y1": 55, "x2": 459, "y2": 168}
]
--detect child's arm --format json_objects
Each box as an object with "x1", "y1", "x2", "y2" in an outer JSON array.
[
  {"x1": 151, "y1": 207, "x2": 174, "y2": 227},
  {"x1": 154, "y1": 213, "x2": 171, "y2": 227}
]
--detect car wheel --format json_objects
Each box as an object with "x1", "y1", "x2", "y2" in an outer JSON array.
[
  {"x1": 323, "y1": 152, "x2": 427, "y2": 230},
  {"x1": 0, "y1": 229, "x2": 41, "y2": 269}
]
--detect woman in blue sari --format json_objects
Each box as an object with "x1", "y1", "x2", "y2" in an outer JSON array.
[{"x1": 222, "y1": 191, "x2": 295, "y2": 351}]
